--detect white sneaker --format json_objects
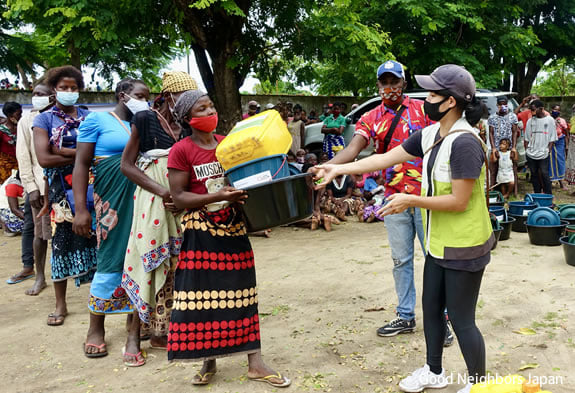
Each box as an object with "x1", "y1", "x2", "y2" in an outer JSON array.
[
  {"x1": 399, "y1": 364, "x2": 449, "y2": 392},
  {"x1": 457, "y1": 383, "x2": 472, "y2": 393}
]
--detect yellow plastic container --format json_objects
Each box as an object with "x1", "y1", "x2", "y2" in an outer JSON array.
[
  {"x1": 216, "y1": 110, "x2": 292, "y2": 170},
  {"x1": 469, "y1": 374, "x2": 548, "y2": 393}
]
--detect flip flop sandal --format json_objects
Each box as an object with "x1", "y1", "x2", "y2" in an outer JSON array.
[
  {"x1": 47, "y1": 312, "x2": 66, "y2": 326},
  {"x1": 122, "y1": 346, "x2": 146, "y2": 367},
  {"x1": 249, "y1": 373, "x2": 291, "y2": 388},
  {"x1": 192, "y1": 371, "x2": 216, "y2": 385},
  {"x1": 6, "y1": 273, "x2": 35, "y2": 284},
  {"x1": 84, "y1": 342, "x2": 108, "y2": 358}
]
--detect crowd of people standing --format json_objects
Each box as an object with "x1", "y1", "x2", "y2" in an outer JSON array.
[{"x1": 1, "y1": 61, "x2": 575, "y2": 392}]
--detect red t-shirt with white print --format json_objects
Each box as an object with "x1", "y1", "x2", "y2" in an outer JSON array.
[{"x1": 167, "y1": 134, "x2": 226, "y2": 194}]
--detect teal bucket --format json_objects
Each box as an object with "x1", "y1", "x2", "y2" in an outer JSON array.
[
  {"x1": 525, "y1": 193, "x2": 553, "y2": 207},
  {"x1": 226, "y1": 154, "x2": 289, "y2": 188}
]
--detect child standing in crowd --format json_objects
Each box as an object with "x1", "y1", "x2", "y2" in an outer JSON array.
[
  {"x1": 167, "y1": 90, "x2": 290, "y2": 388},
  {"x1": 495, "y1": 139, "x2": 514, "y2": 198},
  {"x1": 0, "y1": 170, "x2": 24, "y2": 235},
  {"x1": 0, "y1": 102, "x2": 22, "y2": 183},
  {"x1": 321, "y1": 102, "x2": 346, "y2": 159}
]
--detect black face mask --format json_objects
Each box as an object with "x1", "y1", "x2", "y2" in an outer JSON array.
[{"x1": 424, "y1": 96, "x2": 450, "y2": 121}]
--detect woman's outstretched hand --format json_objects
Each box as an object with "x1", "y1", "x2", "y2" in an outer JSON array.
[
  {"x1": 376, "y1": 193, "x2": 415, "y2": 217},
  {"x1": 309, "y1": 164, "x2": 339, "y2": 189}
]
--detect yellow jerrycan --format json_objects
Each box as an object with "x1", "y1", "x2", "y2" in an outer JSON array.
[{"x1": 216, "y1": 110, "x2": 292, "y2": 171}]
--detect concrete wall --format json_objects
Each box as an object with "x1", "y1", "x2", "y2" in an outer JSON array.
[
  {"x1": 539, "y1": 96, "x2": 575, "y2": 112},
  {"x1": 1, "y1": 89, "x2": 572, "y2": 115},
  {"x1": 0, "y1": 90, "x2": 370, "y2": 113}
]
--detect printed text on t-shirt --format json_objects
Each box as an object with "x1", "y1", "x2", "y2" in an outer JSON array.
[{"x1": 193, "y1": 161, "x2": 224, "y2": 180}]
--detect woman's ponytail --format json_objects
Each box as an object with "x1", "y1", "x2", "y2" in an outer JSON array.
[{"x1": 464, "y1": 96, "x2": 487, "y2": 126}]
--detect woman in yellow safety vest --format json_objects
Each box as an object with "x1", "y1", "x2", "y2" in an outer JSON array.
[{"x1": 312, "y1": 64, "x2": 492, "y2": 393}]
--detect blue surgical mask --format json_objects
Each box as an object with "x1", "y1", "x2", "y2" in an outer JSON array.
[{"x1": 56, "y1": 91, "x2": 79, "y2": 106}]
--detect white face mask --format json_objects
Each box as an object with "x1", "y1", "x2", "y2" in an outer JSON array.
[
  {"x1": 124, "y1": 95, "x2": 149, "y2": 114},
  {"x1": 32, "y1": 96, "x2": 51, "y2": 110},
  {"x1": 56, "y1": 91, "x2": 79, "y2": 106}
]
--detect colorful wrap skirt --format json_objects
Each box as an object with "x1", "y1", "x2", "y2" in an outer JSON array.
[
  {"x1": 45, "y1": 165, "x2": 97, "y2": 287},
  {"x1": 88, "y1": 154, "x2": 136, "y2": 314},
  {"x1": 168, "y1": 206, "x2": 261, "y2": 362},
  {"x1": 121, "y1": 149, "x2": 182, "y2": 335}
]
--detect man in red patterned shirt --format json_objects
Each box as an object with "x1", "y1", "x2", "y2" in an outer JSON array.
[{"x1": 326, "y1": 61, "x2": 452, "y2": 341}]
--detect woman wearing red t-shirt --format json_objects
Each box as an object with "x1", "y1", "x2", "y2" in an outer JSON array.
[{"x1": 167, "y1": 90, "x2": 290, "y2": 388}]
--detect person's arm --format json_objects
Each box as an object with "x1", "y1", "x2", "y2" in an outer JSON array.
[
  {"x1": 488, "y1": 125, "x2": 498, "y2": 159},
  {"x1": 335, "y1": 125, "x2": 345, "y2": 136},
  {"x1": 33, "y1": 127, "x2": 75, "y2": 168},
  {"x1": 16, "y1": 116, "x2": 37, "y2": 194},
  {"x1": 168, "y1": 168, "x2": 246, "y2": 210},
  {"x1": 511, "y1": 123, "x2": 519, "y2": 160},
  {"x1": 50, "y1": 145, "x2": 76, "y2": 158},
  {"x1": 71, "y1": 142, "x2": 95, "y2": 237},
  {"x1": 120, "y1": 125, "x2": 170, "y2": 199},
  {"x1": 524, "y1": 119, "x2": 531, "y2": 149},
  {"x1": 312, "y1": 144, "x2": 416, "y2": 188},
  {"x1": 379, "y1": 178, "x2": 475, "y2": 216},
  {"x1": 299, "y1": 122, "x2": 305, "y2": 149},
  {"x1": 7, "y1": 196, "x2": 24, "y2": 220},
  {"x1": 321, "y1": 124, "x2": 332, "y2": 135}
]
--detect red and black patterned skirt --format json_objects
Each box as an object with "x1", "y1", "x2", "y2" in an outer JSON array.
[{"x1": 167, "y1": 206, "x2": 261, "y2": 362}]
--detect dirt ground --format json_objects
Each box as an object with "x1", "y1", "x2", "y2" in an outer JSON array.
[{"x1": 1, "y1": 182, "x2": 574, "y2": 393}]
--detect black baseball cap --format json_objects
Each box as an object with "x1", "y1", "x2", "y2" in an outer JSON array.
[{"x1": 415, "y1": 64, "x2": 476, "y2": 102}]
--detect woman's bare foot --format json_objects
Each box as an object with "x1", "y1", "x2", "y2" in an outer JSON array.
[
  {"x1": 247, "y1": 352, "x2": 290, "y2": 387},
  {"x1": 123, "y1": 334, "x2": 143, "y2": 365},
  {"x1": 85, "y1": 314, "x2": 107, "y2": 357},
  {"x1": 150, "y1": 335, "x2": 167, "y2": 349},
  {"x1": 193, "y1": 360, "x2": 217, "y2": 385},
  {"x1": 25, "y1": 279, "x2": 47, "y2": 296}
]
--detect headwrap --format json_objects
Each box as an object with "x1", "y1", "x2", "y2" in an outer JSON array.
[
  {"x1": 161, "y1": 71, "x2": 198, "y2": 93},
  {"x1": 173, "y1": 90, "x2": 208, "y2": 122},
  {"x1": 50, "y1": 106, "x2": 85, "y2": 149}
]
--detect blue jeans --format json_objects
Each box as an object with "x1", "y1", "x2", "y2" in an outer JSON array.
[{"x1": 384, "y1": 207, "x2": 424, "y2": 321}]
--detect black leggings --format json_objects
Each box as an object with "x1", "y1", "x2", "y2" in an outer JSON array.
[{"x1": 423, "y1": 256, "x2": 485, "y2": 383}]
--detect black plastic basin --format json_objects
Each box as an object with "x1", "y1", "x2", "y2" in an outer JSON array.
[
  {"x1": 239, "y1": 173, "x2": 314, "y2": 232},
  {"x1": 491, "y1": 228, "x2": 503, "y2": 250},
  {"x1": 499, "y1": 217, "x2": 516, "y2": 241},
  {"x1": 526, "y1": 221, "x2": 568, "y2": 246},
  {"x1": 559, "y1": 236, "x2": 575, "y2": 267},
  {"x1": 510, "y1": 213, "x2": 528, "y2": 233}
]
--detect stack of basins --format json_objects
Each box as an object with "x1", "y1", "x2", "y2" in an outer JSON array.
[
  {"x1": 488, "y1": 191, "x2": 514, "y2": 242},
  {"x1": 216, "y1": 110, "x2": 314, "y2": 232},
  {"x1": 525, "y1": 206, "x2": 567, "y2": 246},
  {"x1": 557, "y1": 204, "x2": 575, "y2": 266}
]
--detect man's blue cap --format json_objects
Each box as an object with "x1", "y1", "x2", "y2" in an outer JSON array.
[{"x1": 377, "y1": 60, "x2": 405, "y2": 80}]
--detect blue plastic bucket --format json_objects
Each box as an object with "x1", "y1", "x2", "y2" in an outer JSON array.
[
  {"x1": 525, "y1": 193, "x2": 554, "y2": 207},
  {"x1": 226, "y1": 154, "x2": 290, "y2": 188},
  {"x1": 488, "y1": 206, "x2": 507, "y2": 222},
  {"x1": 508, "y1": 201, "x2": 537, "y2": 216}
]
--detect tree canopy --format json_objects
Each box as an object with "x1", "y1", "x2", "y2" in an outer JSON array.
[{"x1": 1, "y1": 0, "x2": 575, "y2": 131}]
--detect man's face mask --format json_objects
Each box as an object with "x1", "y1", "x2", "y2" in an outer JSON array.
[{"x1": 380, "y1": 86, "x2": 402, "y2": 107}]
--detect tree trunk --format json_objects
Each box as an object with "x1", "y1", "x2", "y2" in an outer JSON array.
[
  {"x1": 68, "y1": 41, "x2": 81, "y2": 70},
  {"x1": 210, "y1": 51, "x2": 243, "y2": 134},
  {"x1": 16, "y1": 64, "x2": 31, "y2": 90},
  {"x1": 191, "y1": 44, "x2": 215, "y2": 98}
]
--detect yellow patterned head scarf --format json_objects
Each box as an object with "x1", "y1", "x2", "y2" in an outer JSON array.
[{"x1": 161, "y1": 71, "x2": 198, "y2": 93}]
